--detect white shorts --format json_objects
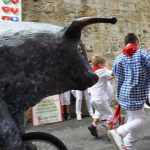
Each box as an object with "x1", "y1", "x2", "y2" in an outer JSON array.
[
  {"x1": 93, "y1": 100, "x2": 114, "y2": 122},
  {"x1": 60, "y1": 91, "x2": 70, "y2": 105}
]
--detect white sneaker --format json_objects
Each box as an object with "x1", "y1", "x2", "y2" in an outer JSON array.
[
  {"x1": 77, "y1": 115, "x2": 82, "y2": 121},
  {"x1": 107, "y1": 129, "x2": 123, "y2": 150},
  {"x1": 144, "y1": 103, "x2": 150, "y2": 109}
]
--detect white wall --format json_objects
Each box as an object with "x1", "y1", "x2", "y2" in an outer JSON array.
[{"x1": 0, "y1": 0, "x2": 22, "y2": 21}]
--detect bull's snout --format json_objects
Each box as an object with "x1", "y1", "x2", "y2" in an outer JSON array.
[{"x1": 87, "y1": 74, "x2": 99, "y2": 87}]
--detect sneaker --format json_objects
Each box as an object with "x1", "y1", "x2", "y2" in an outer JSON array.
[
  {"x1": 66, "y1": 113, "x2": 71, "y2": 120},
  {"x1": 107, "y1": 129, "x2": 123, "y2": 150},
  {"x1": 119, "y1": 115, "x2": 125, "y2": 126},
  {"x1": 123, "y1": 145, "x2": 127, "y2": 150},
  {"x1": 62, "y1": 113, "x2": 65, "y2": 121},
  {"x1": 77, "y1": 114, "x2": 82, "y2": 121},
  {"x1": 144, "y1": 103, "x2": 150, "y2": 109},
  {"x1": 123, "y1": 145, "x2": 137, "y2": 150},
  {"x1": 101, "y1": 124, "x2": 108, "y2": 129},
  {"x1": 88, "y1": 124, "x2": 98, "y2": 137}
]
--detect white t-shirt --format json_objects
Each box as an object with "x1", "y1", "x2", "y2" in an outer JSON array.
[{"x1": 91, "y1": 68, "x2": 112, "y2": 103}]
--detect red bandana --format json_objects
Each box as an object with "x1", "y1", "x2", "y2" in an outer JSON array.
[
  {"x1": 93, "y1": 66, "x2": 101, "y2": 72},
  {"x1": 122, "y1": 43, "x2": 137, "y2": 57}
]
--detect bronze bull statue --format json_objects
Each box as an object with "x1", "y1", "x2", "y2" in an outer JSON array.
[{"x1": 0, "y1": 17, "x2": 117, "y2": 149}]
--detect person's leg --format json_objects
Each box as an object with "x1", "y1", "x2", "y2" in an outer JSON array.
[
  {"x1": 64, "y1": 91, "x2": 71, "y2": 120},
  {"x1": 60, "y1": 93, "x2": 65, "y2": 121},
  {"x1": 83, "y1": 89, "x2": 93, "y2": 117},
  {"x1": 64, "y1": 91, "x2": 71, "y2": 112},
  {"x1": 75, "y1": 90, "x2": 82, "y2": 120},
  {"x1": 61, "y1": 105, "x2": 64, "y2": 113},
  {"x1": 108, "y1": 108, "x2": 145, "y2": 150},
  {"x1": 88, "y1": 103, "x2": 102, "y2": 137},
  {"x1": 0, "y1": 100, "x2": 25, "y2": 150},
  {"x1": 99, "y1": 101, "x2": 114, "y2": 130},
  {"x1": 118, "y1": 108, "x2": 145, "y2": 149}
]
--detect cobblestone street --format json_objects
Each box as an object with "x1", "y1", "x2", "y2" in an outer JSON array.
[{"x1": 25, "y1": 109, "x2": 150, "y2": 150}]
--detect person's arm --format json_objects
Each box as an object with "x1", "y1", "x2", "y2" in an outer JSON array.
[
  {"x1": 107, "y1": 74, "x2": 115, "y2": 80},
  {"x1": 141, "y1": 50, "x2": 150, "y2": 69}
]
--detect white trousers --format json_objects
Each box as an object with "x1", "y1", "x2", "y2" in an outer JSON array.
[
  {"x1": 75, "y1": 89, "x2": 93, "y2": 115},
  {"x1": 96, "y1": 81, "x2": 114, "y2": 120},
  {"x1": 60, "y1": 91, "x2": 70, "y2": 106},
  {"x1": 93, "y1": 100, "x2": 114, "y2": 122},
  {"x1": 117, "y1": 108, "x2": 146, "y2": 148}
]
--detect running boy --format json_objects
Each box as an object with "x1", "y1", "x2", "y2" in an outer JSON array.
[
  {"x1": 88, "y1": 56, "x2": 114, "y2": 137},
  {"x1": 108, "y1": 33, "x2": 150, "y2": 150}
]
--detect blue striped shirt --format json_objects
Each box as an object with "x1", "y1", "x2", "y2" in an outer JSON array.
[{"x1": 112, "y1": 50, "x2": 150, "y2": 111}]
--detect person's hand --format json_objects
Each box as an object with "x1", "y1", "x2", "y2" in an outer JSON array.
[
  {"x1": 143, "y1": 49, "x2": 148, "y2": 51},
  {"x1": 108, "y1": 76, "x2": 115, "y2": 80}
]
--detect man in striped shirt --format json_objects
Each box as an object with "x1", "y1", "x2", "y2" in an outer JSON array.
[{"x1": 108, "y1": 33, "x2": 150, "y2": 150}]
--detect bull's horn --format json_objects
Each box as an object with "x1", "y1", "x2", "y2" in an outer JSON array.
[
  {"x1": 63, "y1": 17, "x2": 117, "y2": 38},
  {"x1": 73, "y1": 17, "x2": 117, "y2": 29}
]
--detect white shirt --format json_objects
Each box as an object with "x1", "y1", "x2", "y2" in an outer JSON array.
[{"x1": 91, "y1": 68, "x2": 112, "y2": 102}]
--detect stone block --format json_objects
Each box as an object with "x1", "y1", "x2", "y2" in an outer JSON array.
[
  {"x1": 143, "y1": 14, "x2": 150, "y2": 22},
  {"x1": 111, "y1": 35, "x2": 122, "y2": 42},
  {"x1": 120, "y1": 0, "x2": 137, "y2": 4},
  {"x1": 110, "y1": 43, "x2": 118, "y2": 52},
  {"x1": 138, "y1": 0, "x2": 147, "y2": 6},
  {"x1": 64, "y1": 0, "x2": 80, "y2": 5},
  {"x1": 98, "y1": 9, "x2": 113, "y2": 17},
  {"x1": 127, "y1": 12, "x2": 144, "y2": 22},
  {"x1": 136, "y1": 5, "x2": 146, "y2": 13},
  {"x1": 101, "y1": 0, "x2": 117, "y2": 10},
  {"x1": 140, "y1": 34, "x2": 149, "y2": 44},
  {"x1": 118, "y1": 2, "x2": 129, "y2": 11},
  {"x1": 81, "y1": 0, "x2": 102, "y2": 5},
  {"x1": 78, "y1": 6, "x2": 98, "y2": 17},
  {"x1": 103, "y1": 51, "x2": 115, "y2": 61},
  {"x1": 24, "y1": 109, "x2": 31, "y2": 124},
  {"x1": 118, "y1": 42, "x2": 125, "y2": 51},
  {"x1": 129, "y1": 4, "x2": 136, "y2": 12},
  {"x1": 97, "y1": 34, "x2": 111, "y2": 41},
  {"x1": 93, "y1": 42, "x2": 109, "y2": 52}
]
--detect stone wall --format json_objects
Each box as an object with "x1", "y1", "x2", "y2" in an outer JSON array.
[
  {"x1": 22, "y1": 0, "x2": 150, "y2": 68},
  {"x1": 22, "y1": 0, "x2": 150, "y2": 122}
]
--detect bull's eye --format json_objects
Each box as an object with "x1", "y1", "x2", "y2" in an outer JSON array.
[{"x1": 77, "y1": 45, "x2": 83, "y2": 55}]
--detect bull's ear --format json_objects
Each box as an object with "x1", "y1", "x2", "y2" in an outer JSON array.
[{"x1": 62, "y1": 17, "x2": 117, "y2": 39}]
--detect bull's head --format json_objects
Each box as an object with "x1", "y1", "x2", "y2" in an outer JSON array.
[
  {"x1": 0, "y1": 17, "x2": 117, "y2": 111},
  {"x1": 57, "y1": 17, "x2": 117, "y2": 92}
]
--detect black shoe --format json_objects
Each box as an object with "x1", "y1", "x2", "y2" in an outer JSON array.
[
  {"x1": 66, "y1": 113, "x2": 71, "y2": 120},
  {"x1": 62, "y1": 113, "x2": 65, "y2": 121},
  {"x1": 88, "y1": 124, "x2": 98, "y2": 137}
]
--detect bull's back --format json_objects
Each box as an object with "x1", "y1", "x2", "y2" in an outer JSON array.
[{"x1": 0, "y1": 21, "x2": 63, "y2": 113}]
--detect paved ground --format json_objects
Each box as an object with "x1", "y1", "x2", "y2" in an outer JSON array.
[{"x1": 25, "y1": 109, "x2": 150, "y2": 150}]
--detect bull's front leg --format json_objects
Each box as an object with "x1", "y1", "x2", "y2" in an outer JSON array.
[
  {"x1": 11, "y1": 111, "x2": 37, "y2": 150},
  {"x1": 0, "y1": 100, "x2": 25, "y2": 150},
  {"x1": 11, "y1": 111, "x2": 25, "y2": 135}
]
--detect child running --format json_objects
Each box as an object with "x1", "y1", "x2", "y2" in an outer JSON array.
[
  {"x1": 108, "y1": 33, "x2": 150, "y2": 150},
  {"x1": 88, "y1": 56, "x2": 115, "y2": 137}
]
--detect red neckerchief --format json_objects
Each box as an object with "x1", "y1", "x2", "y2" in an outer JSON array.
[
  {"x1": 122, "y1": 43, "x2": 137, "y2": 57},
  {"x1": 93, "y1": 66, "x2": 101, "y2": 72}
]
